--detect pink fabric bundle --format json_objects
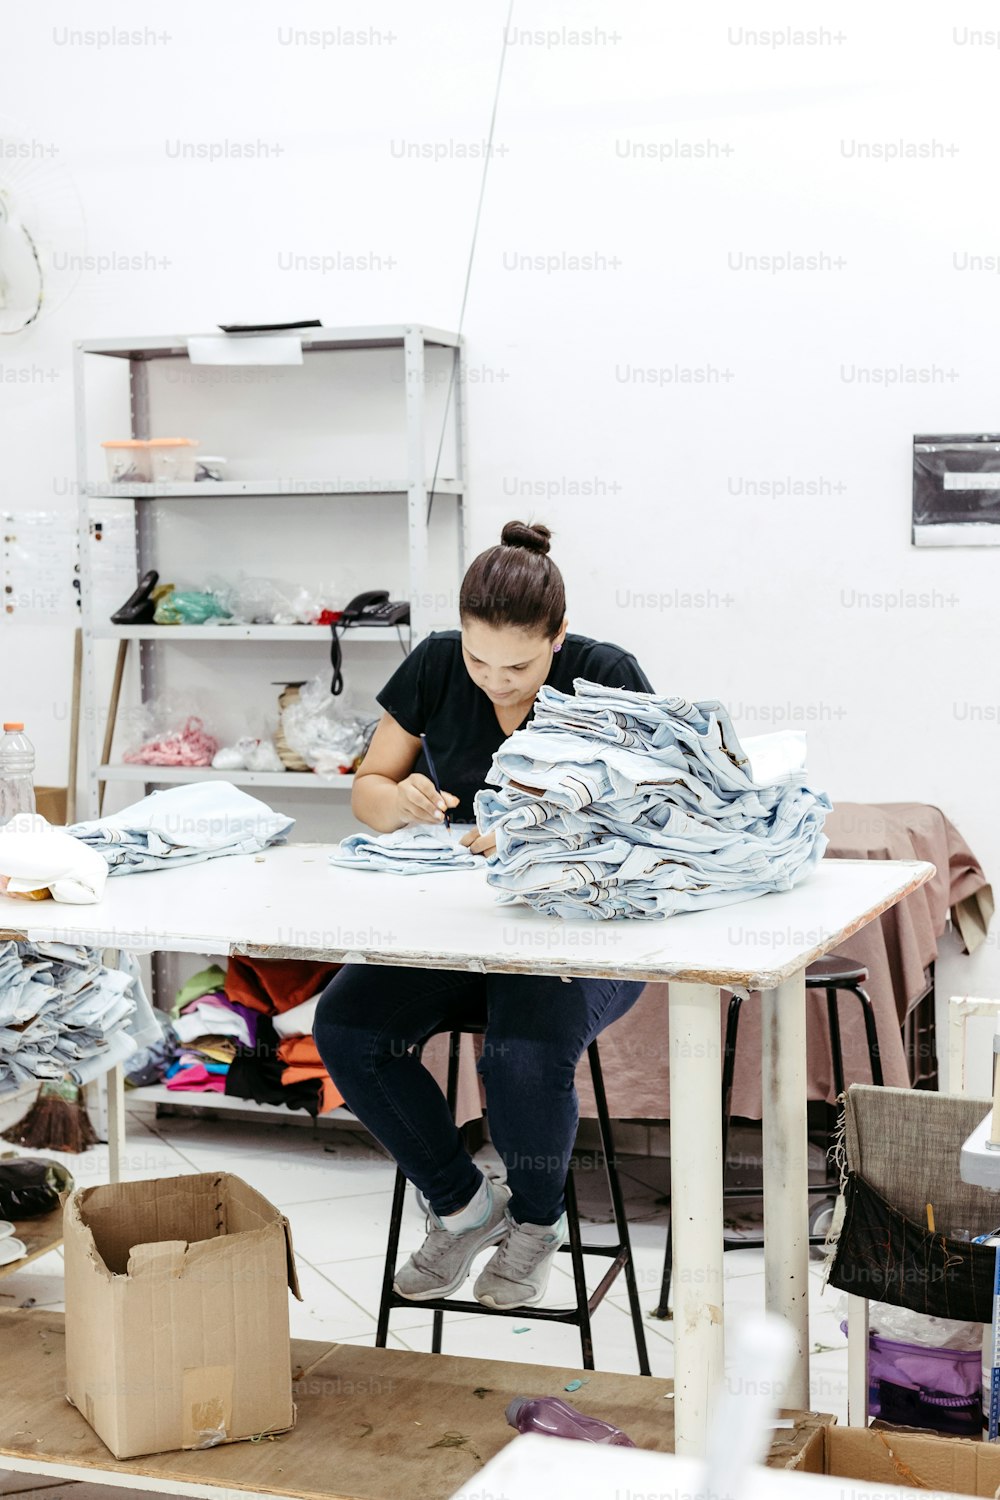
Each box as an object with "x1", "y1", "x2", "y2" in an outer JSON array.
[{"x1": 123, "y1": 716, "x2": 219, "y2": 767}]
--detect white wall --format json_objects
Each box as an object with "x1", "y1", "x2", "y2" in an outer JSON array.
[{"x1": 2, "y1": 0, "x2": 998, "y2": 1043}]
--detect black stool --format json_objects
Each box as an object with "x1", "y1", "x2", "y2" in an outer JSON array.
[
  {"x1": 376, "y1": 1022, "x2": 651, "y2": 1374},
  {"x1": 654, "y1": 954, "x2": 883, "y2": 1318}
]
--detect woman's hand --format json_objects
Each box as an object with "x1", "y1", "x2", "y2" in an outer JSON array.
[
  {"x1": 460, "y1": 827, "x2": 497, "y2": 858},
  {"x1": 395, "y1": 774, "x2": 460, "y2": 826}
]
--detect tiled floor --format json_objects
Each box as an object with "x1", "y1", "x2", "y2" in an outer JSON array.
[{"x1": 0, "y1": 1103, "x2": 850, "y2": 1498}]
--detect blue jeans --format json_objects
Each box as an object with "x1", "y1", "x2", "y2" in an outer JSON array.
[{"x1": 312, "y1": 965, "x2": 645, "y2": 1225}]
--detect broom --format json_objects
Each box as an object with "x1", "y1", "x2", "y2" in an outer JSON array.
[{"x1": 2, "y1": 1079, "x2": 100, "y2": 1153}]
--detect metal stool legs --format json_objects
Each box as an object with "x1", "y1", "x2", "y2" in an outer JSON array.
[
  {"x1": 377, "y1": 1031, "x2": 650, "y2": 1373},
  {"x1": 826, "y1": 984, "x2": 883, "y2": 1091},
  {"x1": 587, "y1": 1039, "x2": 651, "y2": 1376}
]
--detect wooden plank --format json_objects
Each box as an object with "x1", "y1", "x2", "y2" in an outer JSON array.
[
  {"x1": 0, "y1": 1311, "x2": 831, "y2": 1500},
  {"x1": 0, "y1": 1206, "x2": 63, "y2": 1282}
]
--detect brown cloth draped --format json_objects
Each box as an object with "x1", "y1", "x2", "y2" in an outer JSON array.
[{"x1": 567, "y1": 802, "x2": 992, "y2": 1121}]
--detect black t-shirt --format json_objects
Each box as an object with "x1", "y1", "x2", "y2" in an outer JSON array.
[{"x1": 376, "y1": 630, "x2": 653, "y2": 823}]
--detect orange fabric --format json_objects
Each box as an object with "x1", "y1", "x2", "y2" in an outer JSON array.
[
  {"x1": 277, "y1": 1035, "x2": 344, "y2": 1114},
  {"x1": 225, "y1": 956, "x2": 339, "y2": 1014}
]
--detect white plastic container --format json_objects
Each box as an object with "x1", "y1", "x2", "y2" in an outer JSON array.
[
  {"x1": 147, "y1": 437, "x2": 199, "y2": 482},
  {"x1": 101, "y1": 440, "x2": 152, "y2": 484}
]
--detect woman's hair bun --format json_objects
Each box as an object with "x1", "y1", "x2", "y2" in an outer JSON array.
[{"x1": 501, "y1": 519, "x2": 552, "y2": 555}]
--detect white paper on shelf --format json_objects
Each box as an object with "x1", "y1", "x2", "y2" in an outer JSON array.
[{"x1": 187, "y1": 335, "x2": 303, "y2": 366}]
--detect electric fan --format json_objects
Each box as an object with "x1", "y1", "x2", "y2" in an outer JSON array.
[{"x1": 0, "y1": 120, "x2": 87, "y2": 335}]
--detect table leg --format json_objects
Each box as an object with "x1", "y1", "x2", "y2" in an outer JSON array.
[
  {"x1": 107, "y1": 1064, "x2": 126, "y2": 1184},
  {"x1": 847, "y1": 1293, "x2": 870, "y2": 1424},
  {"x1": 668, "y1": 980, "x2": 724, "y2": 1455},
  {"x1": 761, "y1": 968, "x2": 810, "y2": 1409}
]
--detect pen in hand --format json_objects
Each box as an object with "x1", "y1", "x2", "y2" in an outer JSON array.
[{"x1": 420, "y1": 734, "x2": 451, "y2": 829}]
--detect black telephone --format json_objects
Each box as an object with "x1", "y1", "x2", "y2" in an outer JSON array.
[
  {"x1": 330, "y1": 591, "x2": 411, "y2": 696},
  {"x1": 340, "y1": 590, "x2": 411, "y2": 626},
  {"x1": 110, "y1": 569, "x2": 159, "y2": 625}
]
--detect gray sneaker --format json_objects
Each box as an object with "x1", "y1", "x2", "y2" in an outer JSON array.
[
  {"x1": 393, "y1": 1178, "x2": 511, "y2": 1301},
  {"x1": 473, "y1": 1210, "x2": 569, "y2": 1309}
]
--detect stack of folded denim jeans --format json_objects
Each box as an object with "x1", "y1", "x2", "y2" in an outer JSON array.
[
  {"x1": 473, "y1": 681, "x2": 831, "y2": 920},
  {"x1": 68, "y1": 782, "x2": 293, "y2": 876},
  {"x1": 329, "y1": 824, "x2": 477, "y2": 875},
  {"x1": 0, "y1": 941, "x2": 161, "y2": 1094}
]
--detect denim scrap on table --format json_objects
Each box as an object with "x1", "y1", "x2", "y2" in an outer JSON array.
[
  {"x1": 329, "y1": 824, "x2": 478, "y2": 875},
  {"x1": 473, "y1": 680, "x2": 831, "y2": 920},
  {"x1": 0, "y1": 941, "x2": 161, "y2": 1094},
  {"x1": 68, "y1": 782, "x2": 294, "y2": 875}
]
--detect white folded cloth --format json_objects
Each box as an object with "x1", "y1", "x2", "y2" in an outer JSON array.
[
  {"x1": 68, "y1": 782, "x2": 294, "y2": 875},
  {"x1": 272, "y1": 994, "x2": 320, "y2": 1039},
  {"x1": 0, "y1": 814, "x2": 108, "y2": 904}
]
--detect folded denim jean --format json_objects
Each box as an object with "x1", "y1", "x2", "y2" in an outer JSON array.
[
  {"x1": 329, "y1": 824, "x2": 478, "y2": 875},
  {"x1": 0, "y1": 939, "x2": 157, "y2": 1096},
  {"x1": 474, "y1": 681, "x2": 830, "y2": 921},
  {"x1": 69, "y1": 782, "x2": 294, "y2": 876}
]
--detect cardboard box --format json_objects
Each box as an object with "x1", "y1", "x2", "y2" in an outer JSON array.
[
  {"x1": 34, "y1": 786, "x2": 67, "y2": 824},
  {"x1": 790, "y1": 1423, "x2": 1000, "y2": 1494},
  {"x1": 63, "y1": 1172, "x2": 301, "y2": 1460}
]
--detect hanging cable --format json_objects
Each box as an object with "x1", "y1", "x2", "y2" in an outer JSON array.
[{"x1": 426, "y1": 0, "x2": 515, "y2": 525}]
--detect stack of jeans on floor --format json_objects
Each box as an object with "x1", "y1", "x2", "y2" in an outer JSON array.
[
  {"x1": 0, "y1": 941, "x2": 160, "y2": 1093},
  {"x1": 474, "y1": 680, "x2": 831, "y2": 920},
  {"x1": 68, "y1": 782, "x2": 294, "y2": 876}
]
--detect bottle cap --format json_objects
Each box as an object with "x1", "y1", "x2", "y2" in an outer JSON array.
[
  {"x1": 505, "y1": 1396, "x2": 528, "y2": 1424},
  {"x1": 2, "y1": 722, "x2": 23, "y2": 731}
]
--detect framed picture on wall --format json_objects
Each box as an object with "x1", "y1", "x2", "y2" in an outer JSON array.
[{"x1": 913, "y1": 433, "x2": 1000, "y2": 546}]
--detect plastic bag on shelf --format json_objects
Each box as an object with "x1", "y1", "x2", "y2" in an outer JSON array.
[
  {"x1": 153, "y1": 588, "x2": 230, "y2": 626},
  {"x1": 120, "y1": 700, "x2": 220, "y2": 768},
  {"x1": 279, "y1": 676, "x2": 377, "y2": 780},
  {"x1": 210, "y1": 577, "x2": 342, "y2": 627},
  {"x1": 835, "y1": 1296, "x2": 984, "y2": 1351},
  {"x1": 212, "y1": 737, "x2": 286, "y2": 773}
]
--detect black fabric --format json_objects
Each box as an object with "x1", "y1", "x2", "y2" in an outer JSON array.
[
  {"x1": 829, "y1": 1172, "x2": 997, "y2": 1323},
  {"x1": 376, "y1": 630, "x2": 652, "y2": 823},
  {"x1": 225, "y1": 1016, "x2": 321, "y2": 1116},
  {"x1": 877, "y1": 1380, "x2": 982, "y2": 1438},
  {"x1": 0, "y1": 1158, "x2": 65, "y2": 1219}
]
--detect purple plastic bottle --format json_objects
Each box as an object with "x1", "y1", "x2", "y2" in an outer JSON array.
[{"x1": 505, "y1": 1396, "x2": 637, "y2": 1446}]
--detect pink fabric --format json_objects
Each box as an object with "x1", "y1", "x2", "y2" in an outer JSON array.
[
  {"x1": 166, "y1": 1063, "x2": 226, "y2": 1094},
  {"x1": 123, "y1": 716, "x2": 218, "y2": 767}
]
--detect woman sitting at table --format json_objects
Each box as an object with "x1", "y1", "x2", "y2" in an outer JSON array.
[{"x1": 314, "y1": 521, "x2": 652, "y2": 1310}]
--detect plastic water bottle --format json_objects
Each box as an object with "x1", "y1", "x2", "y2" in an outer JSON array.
[
  {"x1": 0, "y1": 723, "x2": 36, "y2": 825},
  {"x1": 504, "y1": 1396, "x2": 636, "y2": 1446}
]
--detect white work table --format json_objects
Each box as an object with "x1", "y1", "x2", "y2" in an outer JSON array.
[{"x1": 0, "y1": 848, "x2": 933, "y2": 1456}]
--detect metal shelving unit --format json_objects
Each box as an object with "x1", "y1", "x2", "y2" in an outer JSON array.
[
  {"x1": 72, "y1": 323, "x2": 468, "y2": 1127},
  {"x1": 92, "y1": 624, "x2": 404, "y2": 642},
  {"x1": 74, "y1": 323, "x2": 468, "y2": 818},
  {"x1": 86, "y1": 477, "x2": 464, "y2": 500},
  {"x1": 125, "y1": 1083, "x2": 360, "y2": 1125},
  {"x1": 96, "y1": 764, "x2": 354, "y2": 790}
]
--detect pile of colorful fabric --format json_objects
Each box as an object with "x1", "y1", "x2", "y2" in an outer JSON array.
[
  {"x1": 162, "y1": 965, "x2": 255, "y2": 1096},
  {"x1": 149, "y1": 957, "x2": 342, "y2": 1115}
]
